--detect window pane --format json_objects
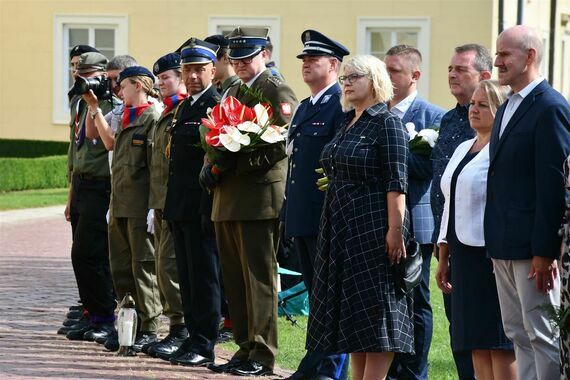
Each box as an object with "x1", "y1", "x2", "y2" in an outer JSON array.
[
  {"x1": 396, "y1": 31, "x2": 418, "y2": 47},
  {"x1": 370, "y1": 31, "x2": 391, "y2": 59},
  {"x1": 98, "y1": 49, "x2": 115, "y2": 61},
  {"x1": 69, "y1": 28, "x2": 88, "y2": 48},
  {"x1": 95, "y1": 29, "x2": 114, "y2": 50}
]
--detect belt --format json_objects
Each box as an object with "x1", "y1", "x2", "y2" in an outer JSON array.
[{"x1": 73, "y1": 173, "x2": 110, "y2": 182}]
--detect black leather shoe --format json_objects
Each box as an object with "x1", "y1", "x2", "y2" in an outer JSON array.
[
  {"x1": 66, "y1": 324, "x2": 95, "y2": 341},
  {"x1": 148, "y1": 333, "x2": 187, "y2": 359},
  {"x1": 96, "y1": 329, "x2": 116, "y2": 344},
  {"x1": 230, "y1": 360, "x2": 273, "y2": 376},
  {"x1": 207, "y1": 358, "x2": 245, "y2": 373},
  {"x1": 57, "y1": 317, "x2": 89, "y2": 335},
  {"x1": 62, "y1": 318, "x2": 80, "y2": 327},
  {"x1": 66, "y1": 310, "x2": 83, "y2": 320},
  {"x1": 158, "y1": 337, "x2": 190, "y2": 361},
  {"x1": 133, "y1": 331, "x2": 157, "y2": 352},
  {"x1": 104, "y1": 333, "x2": 119, "y2": 351},
  {"x1": 69, "y1": 304, "x2": 83, "y2": 311},
  {"x1": 83, "y1": 323, "x2": 115, "y2": 342},
  {"x1": 170, "y1": 351, "x2": 213, "y2": 367}
]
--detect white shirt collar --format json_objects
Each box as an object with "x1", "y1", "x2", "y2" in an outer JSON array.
[
  {"x1": 191, "y1": 83, "x2": 212, "y2": 104},
  {"x1": 390, "y1": 91, "x2": 417, "y2": 119},
  {"x1": 510, "y1": 76, "x2": 544, "y2": 100},
  {"x1": 310, "y1": 81, "x2": 337, "y2": 105},
  {"x1": 245, "y1": 70, "x2": 265, "y2": 88}
]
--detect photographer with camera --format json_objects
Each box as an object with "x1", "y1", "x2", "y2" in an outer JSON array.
[
  {"x1": 64, "y1": 52, "x2": 117, "y2": 342},
  {"x1": 84, "y1": 66, "x2": 162, "y2": 353}
]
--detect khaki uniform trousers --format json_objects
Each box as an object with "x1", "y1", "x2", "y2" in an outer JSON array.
[
  {"x1": 215, "y1": 219, "x2": 279, "y2": 369},
  {"x1": 109, "y1": 216, "x2": 162, "y2": 332},
  {"x1": 153, "y1": 209, "x2": 184, "y2": 327}
]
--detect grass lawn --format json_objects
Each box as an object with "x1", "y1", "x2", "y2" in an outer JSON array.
[
  {"x1": 0, "y1": 188, "x2": 68, "y2": 210},
  {"x1": 222, "y1": 257, "x2": 457, "y2": 377}
]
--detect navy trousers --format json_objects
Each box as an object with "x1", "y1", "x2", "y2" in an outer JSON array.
[{"x1": 295, "y1": 236, "x2": 348, "y2": 380}]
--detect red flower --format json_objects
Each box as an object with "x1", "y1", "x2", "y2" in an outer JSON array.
[{"x1": 222, "y1": 96, "x2": 255, "y2": 125}]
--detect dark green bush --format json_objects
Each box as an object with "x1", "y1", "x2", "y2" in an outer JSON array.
[
  {"x1": 0, "y1": 139, "x2": 68, "y2": 158},
  {"x1": 0, "y1": 156, "x2": 68, "y2": 191}
]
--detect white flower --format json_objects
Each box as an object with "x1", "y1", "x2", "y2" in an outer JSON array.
[
  {"x1": 418, "y1": 128, "x2": 439, "y2": 147},
  {"x1": 405, "y1": 122, "x2": 417, "y2": 140},
  {"x1": 218, "y1": 126, "x2": 251, "y2": 152},
  {"x1": 237, "y1": 121, "x2": 262, "y2": 133},
  {"x1": 253, "y1": 104, "x2": 271, "y2": 126},
  {"x1": 260, "y1": 126, "x2": 285, "y2": 143}
]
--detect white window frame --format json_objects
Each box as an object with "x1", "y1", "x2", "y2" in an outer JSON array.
[
  {"x1": 208, "y1": 16, "x2": 281, "y2": 67},
  {"x1": 357, "y1": 17, "x2": 431, "y2": 100},
  {"x1": 53, "y1": 14, "x2": 128, "y2": 124}
]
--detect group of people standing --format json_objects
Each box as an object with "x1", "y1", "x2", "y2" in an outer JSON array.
[{"x1": 58, "y1": 22, "x2": 570, "y2": 380}]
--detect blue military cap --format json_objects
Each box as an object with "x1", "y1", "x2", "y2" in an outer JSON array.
[
  {"x1": 117, "y1": 66, "x2": 155, "y2": 84},
  {"x1": 153, "y1": 53, "x2": 181, "y2": 75},
  {"x1": 296, "y1": 30, "x2": 350, "y2": 62},
  {"x1": 204, "y1": 34, "x2": 229, "y2": 49},
  {"x1": 227, "y1": 27, "x2": 269, "y2": 60},
  {"x1": 70, "y1": 44, "x2": 99, "y2": 59},
  {"x1": 180, "y1": 38, "x2": 219, "y2": 64}
]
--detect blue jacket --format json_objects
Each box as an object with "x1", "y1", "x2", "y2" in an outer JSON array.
[
  {"x1": 485, "y1": 80, "x2": 570, "y2": 260},
  {"x1": 402, "y1": 96, "x2": 445, "y2": 243},
  {"x1": 284, "y1": 83, "x2": 344, "y2": 237}
]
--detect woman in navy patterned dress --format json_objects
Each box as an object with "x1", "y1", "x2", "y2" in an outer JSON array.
[{"x1": 306, "y1": 55, "x2": 413, "y2": 380}]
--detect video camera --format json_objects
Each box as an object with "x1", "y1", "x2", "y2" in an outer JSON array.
[{"x1": 70, "y1": 75, "x2": 112, "y2": 100}]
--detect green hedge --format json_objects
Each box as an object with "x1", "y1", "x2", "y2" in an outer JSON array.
[
  {"x1": 0, "y1": 139, "x2": 68, "y2": 158},
  {"x1": 0, "y1": 155, "x2": 68, "y2": 191}
]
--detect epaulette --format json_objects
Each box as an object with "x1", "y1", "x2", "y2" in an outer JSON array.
[{"x1": 267, "y1": 75, "x2": 282, "y2": 87}]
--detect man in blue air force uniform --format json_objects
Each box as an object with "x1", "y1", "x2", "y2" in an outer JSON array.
[{"x1": 284, "y1": 29, "x2": 349, "y2": 380}]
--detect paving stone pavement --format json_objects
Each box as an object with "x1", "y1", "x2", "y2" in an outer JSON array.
[{"x1": 0, "y1": 206, "x2": 291, "y2": 379}]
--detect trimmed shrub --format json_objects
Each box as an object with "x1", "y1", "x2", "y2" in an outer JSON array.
[
  {"x1": 0, "y1": 155, "x2": 68, "y2": 191},
  {"x1": 0, "y1": 139, "x2": 68, "y2": 158}
]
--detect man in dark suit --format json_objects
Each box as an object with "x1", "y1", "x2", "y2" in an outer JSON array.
[
  {"x1": 162, "y1": 38, "x2": 222, "y2": 367},
  {"x1": 204, "y1": 26, "x2": 298, "y2": 377},
  {"x1": 485, "y1": 25, "x2": 570, "y2": 380},
  {"x1": 284, "y1": 29, "x2": 349, "y2": 380},
  {"x1": 385, "y1": 45, "x2": 445, "y2": 380}
]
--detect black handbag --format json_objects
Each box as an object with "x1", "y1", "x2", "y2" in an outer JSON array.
[
  {"x1": 393, "y1": 237, "x2": 423, "y2": 295},
  {"x1": 392, "y1": 204, "x2": 423, "y2": 295}
]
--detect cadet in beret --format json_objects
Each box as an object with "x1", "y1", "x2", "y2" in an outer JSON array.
[
  {"x1": 204, "y1": 26, "x2": 298, "y2": 377},
  {"x1": 162, "y1": 38, "x2": 222, "y2": 367},
  {"x1": 64, "y1": 52, "x2": 117, "y2": 342},
  {"x1": 204, "y1": 34, "x2": 241, "y2": 95},
  {"x1": 85, "y1": 65, "x2": 163, "y2": 351},
  {"x1": 142, "y1": 53, "x2": 188, "y2": 358},
  {"x1": 284, "y1": 29, "x2": 350, "y2": 380}
]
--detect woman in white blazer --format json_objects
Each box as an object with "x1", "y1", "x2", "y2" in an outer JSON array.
[{"x1": 435, "y1": 80, "x2": 516, "y2": 380}]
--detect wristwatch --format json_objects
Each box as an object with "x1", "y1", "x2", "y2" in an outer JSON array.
[{"x1": 90, "y1": 107, "x2": 102, "y2": 119}]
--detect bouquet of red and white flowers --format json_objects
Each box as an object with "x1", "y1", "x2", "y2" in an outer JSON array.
[{"x1": 200, "y1": 96, "x2": 287, "y2": 172}]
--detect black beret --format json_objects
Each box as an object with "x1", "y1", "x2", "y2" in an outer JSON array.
[
  {"x1": 153, "y1": 53, "x2": 181, "y2": 75},
  {"x1": 117, "y1": 66, "x2": 155, "y2": 84},
  {"x1": 204, "y1": 34, "x2": 229, "y2": 49},
  {"x1": 70, "y1": 45, "x2": 99, "y2": 59}
]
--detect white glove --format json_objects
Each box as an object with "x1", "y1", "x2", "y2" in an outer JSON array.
[
  {"x1": 146, "y1": 209, "x2": 155, "y2": 234},
  {"x1": 106, "y1": 209, "x2": 110, "y2": 224}
]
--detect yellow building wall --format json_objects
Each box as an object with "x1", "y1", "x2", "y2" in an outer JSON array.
[{"x1": 1, "y1": 0, "x2": 497, "y2": 142}]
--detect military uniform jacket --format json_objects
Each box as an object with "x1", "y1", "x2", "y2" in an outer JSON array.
[
  {"x1": 163, "y1": 86, "x2": 220, "y2": 222},
  {"x1": 284, "y1": 83, "x2": 344, "y2": 237},
  {"x1": 211, "y1": 69, "x2": 298, "y2": 222},
  {"x1": 71, "y1": 98, "x2": 114, "y2": 178},
  {"x1": 67, "y1": 95, "x2": 81, "y2": 178},
  {"x1": 148, "y1": 108, "x2": 174, "y2": 210},
  {"x1": 110, "y1": 105, "x2": 160, "y2": 218}
]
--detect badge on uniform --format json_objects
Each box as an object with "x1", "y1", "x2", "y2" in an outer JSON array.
[
  {"x1": 131, "y1": 134, "x2": 146, "y2": 146},
  {"x1": 321, "y1": 95, "x2": 332, "y2": 104},
  {"x1": 281, "y1": 103, "x2": 292, "y2": 116}
]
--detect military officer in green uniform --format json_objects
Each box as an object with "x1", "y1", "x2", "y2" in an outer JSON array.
[
  {"x1": 64, "y1": 52, "x2": 117, "y2": 342},
  {"x1": 204, "y1": 34, "x2": 240, "y2": 95},
  {"x1": 85, "y1": 66, "x2": 162, "y2": 351},
  {"x1": 204, "y1": 26, "x2": 298, "y2": 377},
  {"x1": 144, "y1": 53, "x2": 189, "y2": 358}
]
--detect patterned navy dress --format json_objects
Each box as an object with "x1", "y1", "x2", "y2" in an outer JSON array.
[{"x1": 306, "y1": 103, "x2": 414, "y2": 353}]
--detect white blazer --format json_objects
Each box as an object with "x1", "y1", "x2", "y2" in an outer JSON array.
[{"x1": 437, "y1": 138, "x2": 489, "y2": 247}]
